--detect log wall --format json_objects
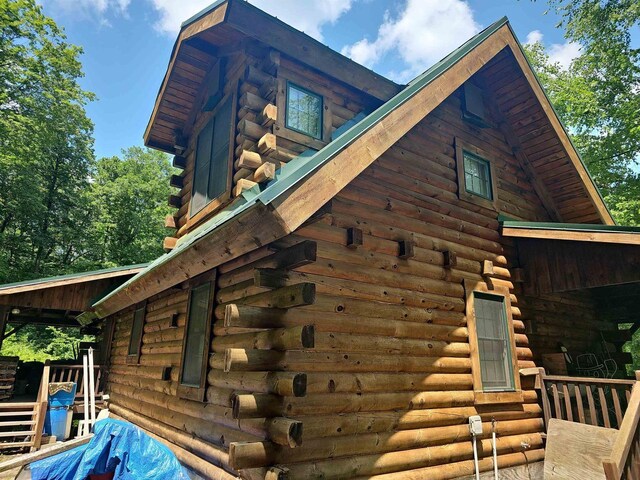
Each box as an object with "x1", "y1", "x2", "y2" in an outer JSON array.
[{"x1": 106, "y1": 67, "x2": 612, "y2": 478}]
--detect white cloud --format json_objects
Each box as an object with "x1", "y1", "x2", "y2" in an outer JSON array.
[
  {"x1": 525, "y1": 29, "x2": 581, "y2": 69},
  {"x1": 41, "y1": 0, "x2": 353, "y2": 39},
  {"x1": 548, "y1": 41, "x2": 581, "y2": 69},
  {"x1": 525, "y1": 29, "x2": 544, "y2": 45},
  {"x1": 41, "y1": 0, "x2": 130, "y2": 23},
  {"x1": 147, "y1": 0, "x2": 353, "y2": 39},
  {"x1": 341, "y1": 0, "x2": 481, "y2": 83}
]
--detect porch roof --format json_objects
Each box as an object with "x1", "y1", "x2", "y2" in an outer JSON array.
[
  {"x1": 502, "y1": 221, "x2": 640, "y2": 295},
  {"x1": 501, "y1": 220, "x2": 640, "y2": 246}
]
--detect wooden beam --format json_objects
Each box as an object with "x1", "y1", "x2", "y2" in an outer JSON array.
[
  {"x1": 502, "y1": 227, "x2": 640, "y2": 245},
  {"x1": 0, "y1": 434, "x2": 93, "y2": 472},
  {"x1": 346, "y1": 227, "x2": 363, "y2": 249}
]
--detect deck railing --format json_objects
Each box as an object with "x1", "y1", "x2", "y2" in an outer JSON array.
[
  {"x1": 0, "y1": 402, "x2": 46, "y2": 451},
  {"x1": 603, "y1": 381, "x2": 640, "y2": 479},
  {"x1": 534, "y1": 368, "x2": 636, "y2": 430},
  {"x1": 48, "y1": 364, "x2": 106, "y2": 403}
]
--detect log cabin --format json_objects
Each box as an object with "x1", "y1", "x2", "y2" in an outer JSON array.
[{"x1": 5, "y1": 0, "x2": 640, "y2": 478}]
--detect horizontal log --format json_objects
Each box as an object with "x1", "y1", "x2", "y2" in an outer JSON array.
[
  {"x1": 230, "y1": 429, "x2": 543, "y2": 471},
  {"x1": 299, "y1": 403, "x2": 543, "y2": 439},
  {"x1": 356, "y1": 449, "x2": 545, "y2": 480},
  {"x1": 222, "y1": 349, "x2": 471, "y2": 373},
  {"x1": 212, "y1": 325, "x2": 315, "y2": 352},
  {"x1": 229, "y1": 283, "x2": 316, "y2": 309}
]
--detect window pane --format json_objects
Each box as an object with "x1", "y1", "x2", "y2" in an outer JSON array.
[
  {"x1": 191, "y1": 94, "x2": 233, "y2": 214},
  {"x1": 286, "y1": 84, "x2": 322, "y2": 139},
  {"x1": 463, "y1": 151, "x2": 493, "y2": 200},
  {"x1": 209, "y1": 96, "x2": 233, "y2": 200},
  {"x1": 128, "y1": 307, "x2": 145, "y2": 356},
  {"x1": 181, "y1": 283, "x2": 211, "y2": 387},
  {"x1": 474, "y1": 292, "x2": 513, "y2": 391},
  {"x1": 192, "y1": 119, "x2": 214, "y2": 213}
]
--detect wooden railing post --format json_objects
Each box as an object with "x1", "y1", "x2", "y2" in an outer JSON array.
[{"x1": 603, "y1": 382, "x2": 640, "y2": 479}]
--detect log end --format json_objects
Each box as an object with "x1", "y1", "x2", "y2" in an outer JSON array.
[{"x1": 292, "y1": 373, "x2": 307, "y2": 398}]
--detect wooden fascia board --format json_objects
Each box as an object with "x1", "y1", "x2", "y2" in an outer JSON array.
[
  {"x1": 502, "y1": 227, "x2": 640, "y2": 245},
  {"x1": 0, "y1": 268, "x2": 144, "y2": 296},
  {"x1": 143, "y1": 1, "x2": 228, "y2": 146},
  {"x1": 94, "y1": 203, "x2": 290, "y2": 318},
  {"x1": 271, "y1": 25, "x2": 516, "y2": 232},
  {"x1": 224, "y1": 0, "x2": 399, "y2": 102},
  {"x1": 502, "y1": 32, "x2": 615, "y2": 225}
]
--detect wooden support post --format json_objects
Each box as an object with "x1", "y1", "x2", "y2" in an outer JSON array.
[
  {"x1": 347, "y1": 227, "x2": 363, "y2": 249},
  {"x1": 0, "y1": 308, "x2": 7, "y2": 352}
]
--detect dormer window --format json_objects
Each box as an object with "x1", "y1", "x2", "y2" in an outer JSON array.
[
  {"x1": 190, "y1": 95, "x2": 233, "y2": 215},
  {"x1": 285, "y1": 82, "x2": 322, "y2": 139}
]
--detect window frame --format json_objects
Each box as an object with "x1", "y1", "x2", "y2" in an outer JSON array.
[
  {"x1": 177, "y1": 270, "x2": 217, "y2": 402},
  {"x1": 464, "y1": 280, "x2": 522, "y2": 405},
  {"x1": 455, "y1": 137, "x2": 498, "y2": 211},
  {"x1": 285, "y1": 81, "x2": 324, "y2": 140},
  {"x1": 188, "y1": 92, "x2": 237, "y2": 224},
  {"x1": 126, "y1": 303, "x2": 146, "y2": 365}
]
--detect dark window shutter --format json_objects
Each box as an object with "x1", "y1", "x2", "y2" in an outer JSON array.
[
  {"x1": 192, "y1": 119, "x2": 214, "y2": 213},
  {"x1": 208, "y1": 96, "x2": 233, "y2": 201}
]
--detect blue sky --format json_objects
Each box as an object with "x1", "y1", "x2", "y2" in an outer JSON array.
[{"x1": 38, "y1": 0, "x2": 581, "y2": 159}]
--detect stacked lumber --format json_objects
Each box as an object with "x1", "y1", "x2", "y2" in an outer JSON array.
[{"x1": 0, "y1": 356, "x2": 18, "y2": 401}]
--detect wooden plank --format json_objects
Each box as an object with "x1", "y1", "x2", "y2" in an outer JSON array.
[
  {"x1": 575, "y1": 384, "x2": 586, "y2": 424},
  {"x1": 599, "y1": 386, "x2": 612, "y2": 428},
  {"x1": 0, "y1": 434, "x2": 93, "y2": 472},
  {"x1": 544, "y1": 418, "x2": 617, "y2": 480}
]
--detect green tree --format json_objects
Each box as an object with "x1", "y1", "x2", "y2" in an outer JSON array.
[
  {"x1": 87, "y1": 147, "x2": 175, "y2": 268},
  {"x1": 0, "y1": 0, "x2": 96, "y2": 283},
  {"x1": 0, "y1": 325, "x2": 93, "y2": 362},
  {"x1": 526, "y1": 0, "x2": 640, "y2": 224}
]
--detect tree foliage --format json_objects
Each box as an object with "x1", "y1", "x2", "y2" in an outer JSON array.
[
  {"x1": 0, "y1": 1, "x2": 175, "y2": 284},
  {"x1": 526, "y1": 0, "x2": 640, "y2": 224},
  {"x1": 1, "y1": 325, "x2": 93, "y2": 362},
  {"x1": 88, "y1": 147, "x2": 176, "y2": 268}
]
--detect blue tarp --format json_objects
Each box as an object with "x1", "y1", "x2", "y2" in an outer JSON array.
[{"x1": 31, "y1": 419, "x2": 190, "y2": 480}]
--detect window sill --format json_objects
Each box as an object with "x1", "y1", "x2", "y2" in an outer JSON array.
[{"x1": 474, "y1": 390, "x2": 524, "y2": 405}]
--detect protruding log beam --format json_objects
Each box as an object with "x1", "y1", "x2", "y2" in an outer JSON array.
[
  {"x1": 229, "y1": 441, "x2": 277, "y2": 470},
  {"x1": 232, "y1": 393, "x2": 282, "y2": 419},
  {"x1": 258, "y1": 104, "x2": 278, "y2": 127},
  {"x1": 482, "y1": 259, "x2": 495, "y2": 276},
  {"x1": 267, "y1": 418, "x2": 302, "y2": 448},
  {"x1": 258, "y1": 133, "x2": 277, "y2": 155},
  {"x1": 207, "y1": 371, "x2": 307, "y2": 397},
  {"x1": 239, "y1": 91, "x2": 269, "y2": 112},
  {"x1": 224, "y1": 349, "x2": 282, "y2": 373},
  {"x1": 346, "y1": 227, "x2": 363, "y2": 249},
  {"x1": 237, "y1": 119, "x2": 269, "y2": 142},
  {"x1": 212, "y1": 325, "x2": 315, "y2": 352},
  {"x1": 168, "y1": 194, "x2": 181, "y2": 208},
  {"x1": 252, "y1": 162, "x2": 276, "y2": 183},
  {"x1": 236, "y1": 283, "x2": 316, "y2": 309},
  {"x1": 253, "y1": 269, "x2": 290, "y2": 289},
  {"x1": 244, "y1": 64, "x2": 272, "y2": 86},
  {"x1": 443, "y1": 250, "x2": 457, "y2": 268},
  {"x1": 236, "y1": 150, "x2": 263, "y2": 169},
  {"x1": 169, "y1": 174, "x2": 184, "y2": 189},
  {"x1": 233, "y1": 178, "x2": 257, "y2": 197},
  {"x1": 172, "y1": 155, "x2": 187, "y2": 169},
  {"x1": 265, "y1": 467, "x2": 289, "y2": 480},
  {"x1": 164, "y1": 215, "x2": 177, "y2": 229},
  {"x1": 163, "y1": 237, "x2": 177, "y2": 252},
  {"x1": 399, "y1": 240, "x2": 415, "y2": 259}
]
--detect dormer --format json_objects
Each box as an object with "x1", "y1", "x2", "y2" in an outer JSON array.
[{"x1": 147, "y1": 0, "x2": 401, "y2": 247}]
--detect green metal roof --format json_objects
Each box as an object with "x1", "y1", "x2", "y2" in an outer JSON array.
[
  {"x1": 501, "y1": 221, "x2": 640, "y2": 234},
  {"x1": 0, "y1": 263, "x2": 148, "y2": 293},
  {"x1": 92, "y1": 13, "x2": 617, "y2": 312}
]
